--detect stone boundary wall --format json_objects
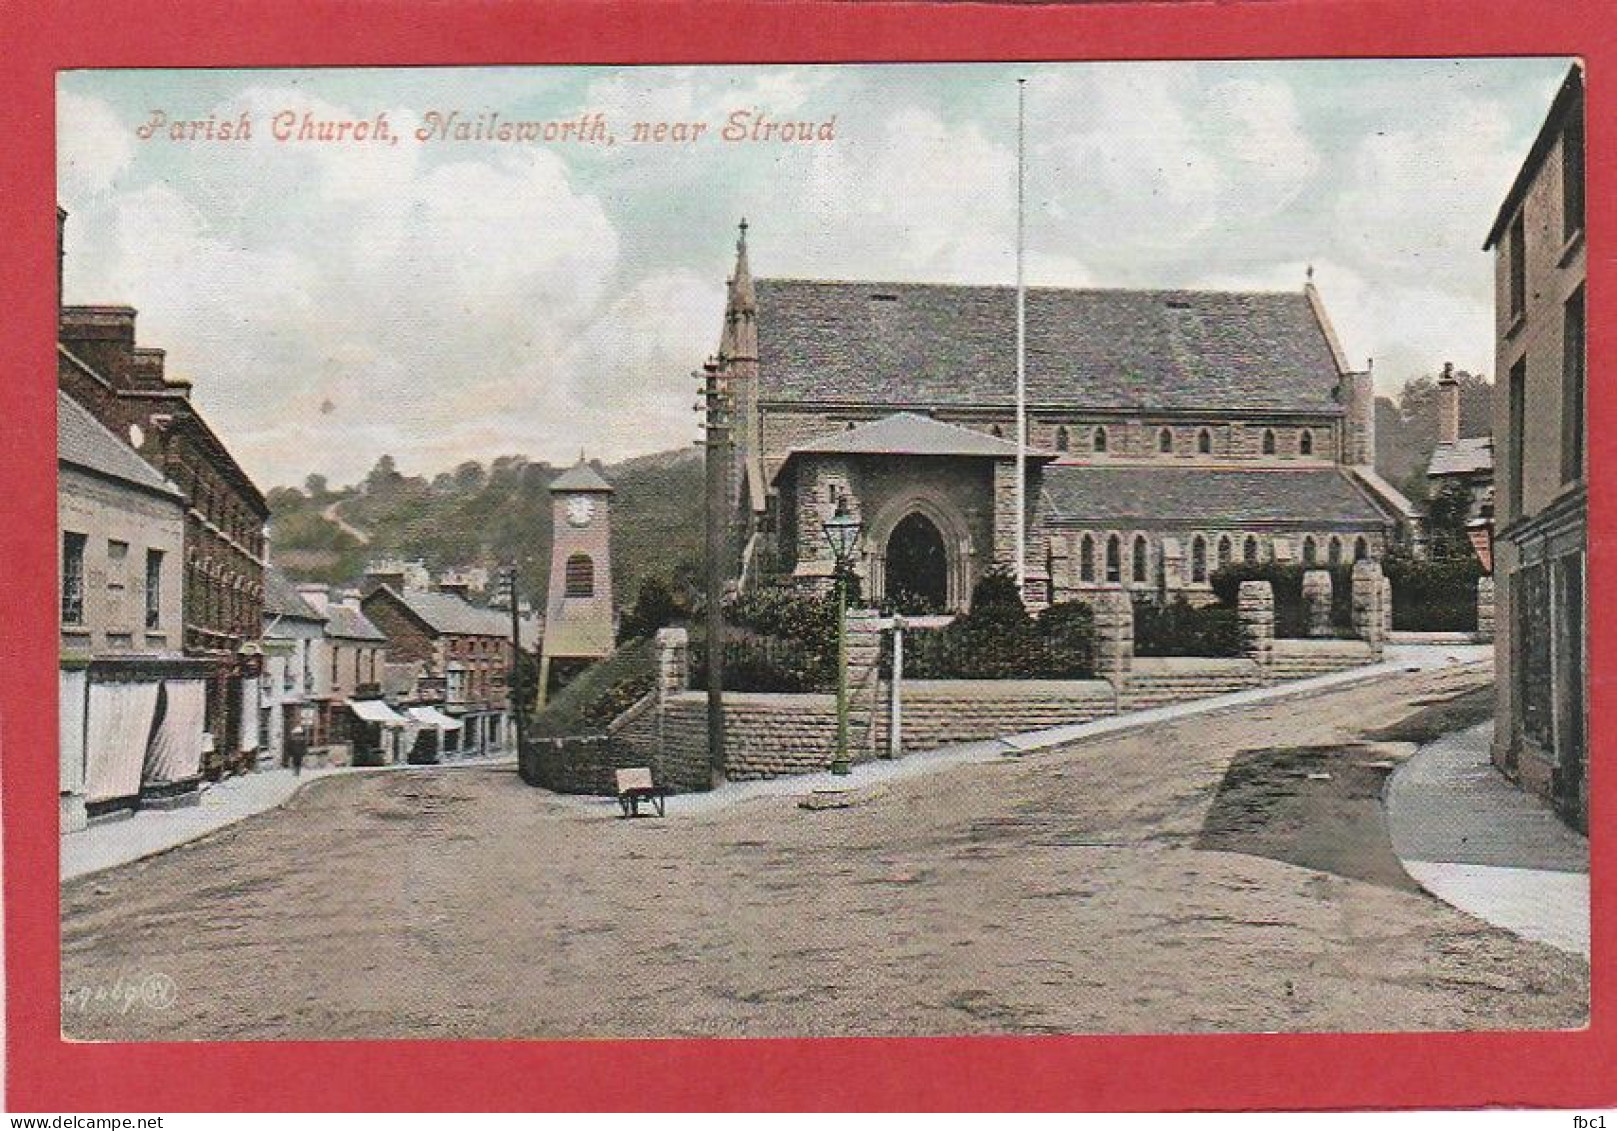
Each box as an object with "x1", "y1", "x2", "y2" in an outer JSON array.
[
  {"x1": 893, "y1": 680, "x2": 1116, "y2": 754},
  {"x1": 1121, "y1": 658, "x2": 1265, "y2": 711},
  {"x1": 527, "y1": 591, "x2": 1390, "y2": 795}
]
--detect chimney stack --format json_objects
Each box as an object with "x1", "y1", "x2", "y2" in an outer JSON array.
[
  {"x1": 1342, "y1": 360, "x2": 1377, "y2": 467},
  {"x1": 1437, "y1": 361, "x2": 1461, "y2": 446}
]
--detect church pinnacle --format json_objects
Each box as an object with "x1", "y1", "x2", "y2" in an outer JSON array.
[{"x1": 720, "y1": 217, "x2": 757, "y2": 362}]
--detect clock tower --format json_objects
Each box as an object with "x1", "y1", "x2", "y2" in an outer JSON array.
[{"x1": 539, "y1": 455, "x2": 616, "y2": 702}]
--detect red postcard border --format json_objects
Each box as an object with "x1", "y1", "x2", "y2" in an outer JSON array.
[{"x1": 3, "y1": 0, "x2": 1612, "y2": 1113}]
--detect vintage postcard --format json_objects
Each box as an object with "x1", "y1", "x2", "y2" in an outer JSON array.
[{"x1": 11, "y1": 3, "x2": 1608, "y2": 1107}]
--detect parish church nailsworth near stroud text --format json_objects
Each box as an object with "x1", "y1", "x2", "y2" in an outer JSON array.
[{"x1": 713, "y1": 226, "x2": 1420, "y2": 616}]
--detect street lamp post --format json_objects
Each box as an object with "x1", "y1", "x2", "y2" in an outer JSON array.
[{"x1": 822, "y1": 496, "x2": 863, "y2": 777}]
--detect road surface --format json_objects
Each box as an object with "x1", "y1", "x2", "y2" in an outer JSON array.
[{"x1": 61, "y1": 661, "x2": 1587, "y2": 1040}]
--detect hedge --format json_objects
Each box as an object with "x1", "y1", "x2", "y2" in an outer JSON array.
[
  {"x1": 1133, "y1": 596, "x2": 1244, "y2": 657},
  {"x1": 1383, "y1": 554, "x2": 1484, "y2": 632}
]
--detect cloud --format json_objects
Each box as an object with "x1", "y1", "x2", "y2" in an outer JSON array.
[{"x1": 57, "y1": 91, "x2": 133, "y2": 199}]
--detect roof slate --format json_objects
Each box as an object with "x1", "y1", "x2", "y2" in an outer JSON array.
[
  {"x1": 324, "y1": 603, "x2": 387, "y2": 642},
  {"x1": 784, "y1": 412, "x2": 1056, "y2": 462},
  {"x1": 550, "y1": 460, "x2": 614, "y2": 493},
  {"x1": 755, "y1": 280, "x2": 1346, "y2": 413},
  {"x1": 1041, "y1": 465, "x2": 1392, "y2": 528},
  {"x1": 263, "y1": 567, "x2": 327, "y2": 623},
  {"x1": 1427, "y1": 436, "x2": 1495, "y2": 478},
  {"x1": 386, "y1": 588, "x2": 513, "y2": 637},
  {"x1": 57, "y1": 391, "x2": 181, "y2": 499}
]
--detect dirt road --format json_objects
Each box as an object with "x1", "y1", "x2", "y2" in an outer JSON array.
[{"x1": 61, "y1": 662, "x2": 1588, "y2": 1040}]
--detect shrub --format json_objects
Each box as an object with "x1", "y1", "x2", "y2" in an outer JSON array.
[
  {"x1": 1383, "y1": 552, "x2": 1484, "y2": 632},
  {"x1": 1133, "y1": 596, "x2": 1244, "y2": 657},
  {"x1": 897, "y1": 573, "x2": 1093, "y2": 680},
  {"x1": 1039, "y1": 600, "x2": 1097, "y2": 676},
  {"x1": 617, "y1": 575, "x2": 683, "y2": 644}
]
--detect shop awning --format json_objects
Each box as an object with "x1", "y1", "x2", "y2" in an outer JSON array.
[
  {"x1": 348, "y1": 699, "x2": 409, "y2": 726},
  {"x1": 406, "y1": 706, "x2": 463, "y2": 731}
]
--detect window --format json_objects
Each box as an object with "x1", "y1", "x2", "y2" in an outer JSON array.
[
  {"x1": 1243, "y1": 536, "x2": 1259, "y2": 565},
  {"x1": 145, "y1": 549, "x2": 163, "y2": 629},
  {"x1": 1192, "y1": 536, "x2": 1208, "y2": 583},
  {"x1": 61, "y1": 532, "x2": 87, "y2": 626},
  {"x1": 1303, "y1": 536, "x2": 1317, "y2": 565},
  {"x1": 107, "y1": 540, "x2": 129, "y2": 592},
  {"x1": 1093, "y1": 427, "x2": 1108, "y2": 454},
  {"x1": 1217, "y1": 536, "x2": 1232, "y2": 571},
  {"x1": 1080, "y1": 534, "x2": 1095, "y2": 583},
  {"x1": 1564, "y1": 100, "x2": 1585, "y2": 241},
  {"x1": 1197, "y1": 429, "x2": 1212, "y2": 455},
  {"x1": 1327, "y1": 537, "x2": 1342, "y2": 566},
  {"x1": 1300, "y1": 429, "x2": 1314, "y2": 456},
  {"x1": 564, "y1": 554, "x2": 595, "y2": 598},
  {"x1": 1262, "y1": 429, "x2": 1277, "y2": 455},
  {"x1": 1105, "y1": 535, "x2": 1122, "y2": 583},
  {"x1": 1158, "y1": 428, "x2": 1173, "y2": 454},
  {"x1": 1355, "y1": 536, "x2": 1369, "y2": 562},
  {"x1": 1131, "y1": 536, "x2": 1148, "y2": 584},
  {"x1": 331, "y1": 647, "x2": 339, "y2": 685},
  {"x1": 1508, "y1": 358, "x2": 1527, "y2": 517},
  {"x1": 1055, "y1": 426, "x2": 1070, "y2": 453},
  {"x1": 1508, "y1": 212, "x2": 1526, "y2": 319},
  {"x1": 1564, "y1": 285, "x2": 1586, "y2": 484},
  {"x1": 990, "y1": 424, "x2": 1004, "y2": 438}
]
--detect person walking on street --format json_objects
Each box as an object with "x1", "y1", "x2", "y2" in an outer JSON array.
[{"x1": 287, "y1": 726, "x2": 308, "y2": 778}]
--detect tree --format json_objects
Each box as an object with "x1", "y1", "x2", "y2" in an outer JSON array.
[
  {"x1": 365, "y1": 454, "x2": 400, "y2": 494},
  {"x1": 304, "y1": 473, "x2": 329, "y2": 500},
  {"x1": 617, "y1": 576, "x2": 683, "y2": 643},
  {"x1": 1424, "y1": 478, "x2": 1476, "y2": 561}
]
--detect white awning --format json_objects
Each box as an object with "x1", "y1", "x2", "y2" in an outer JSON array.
[
  {"x1": 406, "y1": 706, "x2": 462, "y2": 731},
  {"x1": 348, "y1": 699, "x2": 409, "y2": 726}
]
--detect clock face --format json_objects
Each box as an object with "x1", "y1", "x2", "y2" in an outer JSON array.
[{"x1": 565, "y1": 496, "x2": 595, "y2": 527}]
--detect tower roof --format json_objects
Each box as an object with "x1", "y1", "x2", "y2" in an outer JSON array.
[{"x1": 549, "y1": 458, "x2": 613, "y2": 493}]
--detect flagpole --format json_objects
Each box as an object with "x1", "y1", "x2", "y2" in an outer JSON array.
[{"x1": 1014, "y1": 77, "x2": 1028, "y2": 595}]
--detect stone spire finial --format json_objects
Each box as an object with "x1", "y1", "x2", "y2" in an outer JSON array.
[{"x1": 719, "y1": 218, "x2": 757, "y2": 362}]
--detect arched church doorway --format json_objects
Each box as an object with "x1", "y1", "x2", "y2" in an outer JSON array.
[{"x1": 885, "y1": 512, "x2": 949, "y2": 614}]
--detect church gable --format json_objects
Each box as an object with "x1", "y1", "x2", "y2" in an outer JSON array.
[{"x1": 753, "y1": 279, "x2": 1346, "y2": 415}]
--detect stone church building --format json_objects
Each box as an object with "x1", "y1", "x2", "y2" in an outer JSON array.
[{"x1": 716, "y1": 225, "x2": 1418, "y2": 612}]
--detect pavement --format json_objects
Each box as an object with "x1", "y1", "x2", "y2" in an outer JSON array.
[
  {"x1": 1386, "y1": 720, "x2": 1589, "y2": 957},
  {"x1": 60, "y1": 752, "x2": 517, "y2": 881}
]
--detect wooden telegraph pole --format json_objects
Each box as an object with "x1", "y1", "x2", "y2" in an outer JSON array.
[
  {"x1": 701, "y1": 357, "x2": 730, "y2": 789},
  {"x1": 505, "y1": 563, "x2": 527, "y2": 774}
]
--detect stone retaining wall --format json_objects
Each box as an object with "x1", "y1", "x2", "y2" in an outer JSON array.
[
  {"x1": 893, "y1": 680, "x2": 1116, "y2": 754},
  {"x1": 1121, "y1": 658, "x2": 1265, "y2": 710}
]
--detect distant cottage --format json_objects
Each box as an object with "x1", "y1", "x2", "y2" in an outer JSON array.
[{"x1": 714, "y1": 225, "x2": 1419, "y2": 612}]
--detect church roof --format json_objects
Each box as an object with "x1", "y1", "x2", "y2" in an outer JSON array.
[
  {"x1": 1427, "y1": 436, "x2": 1494, "y2": 478},
  {"x1": 781, "y1": 412, "x2": 1057, "y2": 463},
  {"x1": 754, "y1": 280, "x2": 1346, "y2": 414},
  {"x1": 549, "y1": 460, "x2": 614, "y2": 493},
  {"x1": 1041, "y1": 465, "x2": 1393, "y2": 529}
]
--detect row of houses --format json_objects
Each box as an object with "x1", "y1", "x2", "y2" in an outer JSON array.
[{"x1": 57, "y1": 207, "x2": 528, "y2": 831}]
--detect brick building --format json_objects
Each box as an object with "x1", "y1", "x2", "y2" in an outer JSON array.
[
  {"x1": 57, "y1": 210, "x2": 270, "y2": 780},
  {"x1": 360, "y1": 585, "x2": 514, "y2": 756},
  {"x1": 1485, "y1": 64, "x2": 1587, "y2": 831},
  {"x1": 716, "y1": 226, "x2": 1419, "y2": 612}
]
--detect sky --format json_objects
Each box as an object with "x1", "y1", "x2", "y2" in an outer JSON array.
[{"x1": 57, "y1": 59, "x2": 1571, "y2": 489}]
